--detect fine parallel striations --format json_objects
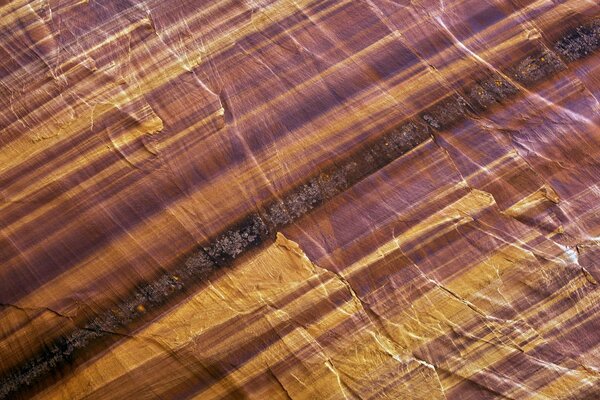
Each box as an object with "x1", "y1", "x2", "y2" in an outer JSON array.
[{"x1": 1, "y1": 0, "x2": 599, "y2": 399}]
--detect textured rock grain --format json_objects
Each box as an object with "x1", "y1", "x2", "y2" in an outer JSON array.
[{"x1": 1, "y1": 0, "x2": 599, "y2": 398}]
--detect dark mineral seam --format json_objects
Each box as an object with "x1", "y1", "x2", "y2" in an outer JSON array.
[
  {"x1": 0, "y1": 19, "x2": 599, "y2": 399},
  {"x1": 0, "y1": 7, "x2": 585, "y2": 221},
  {"x1": 0, "y1": 42, "x2": 427, "y2": 290}
]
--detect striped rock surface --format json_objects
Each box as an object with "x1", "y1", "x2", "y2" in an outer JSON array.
[{"x1": 1, "y1": 0, "x2": 600, "y2": 398}]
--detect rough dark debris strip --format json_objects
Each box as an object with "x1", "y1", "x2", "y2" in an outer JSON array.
[
  {"x1": 555, "y1": 20, "x2": 600, "y2": 62},
  {"x1": 203, "y1": 214, "x2": 269, "y2": 266},
  {"x1": 511, "y1": 49, "x2": 567, "y2": 85},
  {"x1": 467, "y1": 74, "x2": 518, "y2": 111},
  {"x1": 421, "y1": 95, "x2": 470, "y2": 130},
  {"x1": 1, "y1": 19, "x2": 600, "y2": 400}
]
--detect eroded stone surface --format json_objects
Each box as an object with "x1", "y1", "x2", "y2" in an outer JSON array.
[{"x1": 1, "y1": 0, "x2": 599, "y2": 398}]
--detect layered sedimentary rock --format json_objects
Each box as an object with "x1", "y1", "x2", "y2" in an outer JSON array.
[{"x1": 1, "y1": 0, "x2": 599, "y2": 398}]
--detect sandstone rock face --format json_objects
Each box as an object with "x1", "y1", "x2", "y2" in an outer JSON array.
[{"x1": 0, "y1": 0, "x2": 599, "y2": 399}]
